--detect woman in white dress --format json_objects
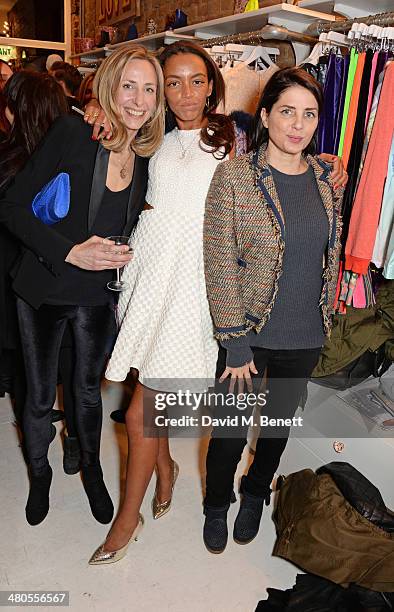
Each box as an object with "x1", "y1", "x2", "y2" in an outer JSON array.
[{"x1": 89, "y1": 41, "x2": 237, "y2": 564}]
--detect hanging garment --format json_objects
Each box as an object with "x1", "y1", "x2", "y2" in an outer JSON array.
[
  {"x1": 318, "y1": 54, "x2": 344, "y2": 155},
  {"x1": 333, "y1": 53, "x2": 350, "y2": 155},
  {"x1": 345, "y1": 62, "x2": 394, "y2": 275},
  {"x1": 341, "y1": 49, "x2": 373, "y2": 247},
  {"x1": 337, "y1": 48, "x2": 359, "y2": 157},
  {"x1": 220, "y1": 63, "x2": 279, "y2": 115},
  {"x1": 365, "y1": 52, "x2": 379, "y2": 130},
  {"x1": 373, "y1": 135, "x2": 394, "y2": 271},
  {"x1": 373, "y1": 51, "x2": 390, "y2": 96},
  {"x1": 356, "y1": 69, "x2": 385, "y2": 187},
  {"x1": 302, "y1": 56, "x2": 331, "y2": 85},
  {"x1": 273, "y1": 468, "x2": 394, "y2": 592},
  {"x1": 302, "y1": 61, "x2": 320, "y2": 81},
  {"x1": 317, "y1": 54, "x2": 329, "y2": 87},
  {"x1": 341, "y1": 52, "x2": 366, "y2": 169},
  {"x1": 352, "y1": 273, "x2": 367, "y2": 308}
]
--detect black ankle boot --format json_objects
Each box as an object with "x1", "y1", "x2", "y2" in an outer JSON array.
[
  {"x1": 203, "y1": 503, "x2": 230, "y2": 553},
  {"x1": 82, "y1": 464, "x2": 114, "y2": 524},
  {"x1": 63, "y1": 436, "x2": 81, "y2": 475},
  {"x1": 233, "y1": 476, "x2": 271, "y2": 544},
  {"x1": 25, "y1": 466, "x2": 53, "y2": 525}
]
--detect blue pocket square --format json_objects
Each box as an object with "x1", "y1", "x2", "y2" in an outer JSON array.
[{"x1": 32, "y1": 172, "x2": 70, "y2": 225}]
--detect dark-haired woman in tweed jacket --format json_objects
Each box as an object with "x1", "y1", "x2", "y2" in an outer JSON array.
[{"x1": 203, "y1": 67, "x2": 344, "y2": 553}]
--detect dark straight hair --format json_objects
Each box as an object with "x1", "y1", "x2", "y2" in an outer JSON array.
[
  {"x1": 159, "y1": 41, "x2": 234, "y2": 158},
  {"x1": 249, "y1": 67, "x2": 324, "y2": 156},
  {"x1": 0, "y1": 71, "x2": 68, "y2": 191}
]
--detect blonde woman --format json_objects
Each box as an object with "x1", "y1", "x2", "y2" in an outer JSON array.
[{"x1": 0, "y1": 46, "x2": 165, "y2": 526}]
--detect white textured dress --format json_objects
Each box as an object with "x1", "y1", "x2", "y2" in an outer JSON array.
[{"x1": 105, "y1": 128, "x2": 222, "y2": 391}]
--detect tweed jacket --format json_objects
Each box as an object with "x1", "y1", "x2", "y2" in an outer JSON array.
[{"x1": 203, "y1": 148, "x2": 343, "y2": 341}]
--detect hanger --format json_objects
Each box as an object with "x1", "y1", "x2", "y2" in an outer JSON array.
[
  {"x1": 242, "y1": 45, "x2": 279, "y2": 69},
  {"x1": 222, "y1": 43, "x2": 260, "y2": 66},
  {"x1": 326, "y1": 31, "x2": 350, "y2": 48},
  {"x1": 299, "y1": 38, "x2": 325, "y2": 66}
]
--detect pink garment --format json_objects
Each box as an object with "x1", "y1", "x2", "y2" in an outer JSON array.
[
  {"x1": 219, "y1": 63, "x2": 278, "y2": 115},
  {"x1": 345, "y1": 62, "x2": 394, "y2": 275},
  {"x1": 364, "y1": 53, "x2": 378, "y2": 132},
  {"x1": 352, "y1": 274, "x2": 367, "y2": 308}
]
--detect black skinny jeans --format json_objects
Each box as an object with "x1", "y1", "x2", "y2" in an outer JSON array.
[
  {"x1": 205, "y1": 345, "x2": 321, "y2": 507},
  {"x1": 16, "y1": 299, "x2": 116, "y2": 474}
]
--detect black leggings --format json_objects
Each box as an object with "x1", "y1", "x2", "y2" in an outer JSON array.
[
  {"x1": 59, "y1": 325, "x2": 77, "y2": 438},
  {"x1": 16, "y1": 299, "x2": 116, "y2": 474},
  {"x1": 205, "y1": 345, "x2": 321, "y2": 507}
]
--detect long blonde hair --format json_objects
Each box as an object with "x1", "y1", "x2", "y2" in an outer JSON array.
[{"x1": 93, "y1": 45, "x2": 165, "y2": 157}]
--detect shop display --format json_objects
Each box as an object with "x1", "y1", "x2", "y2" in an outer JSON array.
[
  {"x1": 125, "y1": 22, "x2": 138, "y2": 40},
  {"x1": 147, "y1": 19, "x2": 158, "y2": 35},
  {"x1": 73, "y1": 37, "x2": 95, "y2": 54}
]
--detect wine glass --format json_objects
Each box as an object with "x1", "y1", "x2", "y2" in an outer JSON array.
[{"x1": 106, "y1": 235, "x2": 131, "y2": 292}]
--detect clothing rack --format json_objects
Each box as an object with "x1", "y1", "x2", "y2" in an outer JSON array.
[
  {"x1": 314, "y1": 11, "x2": 394, "y2": 35},
  {"x1": 200, "y1": 25, "x2": 317, "y2": 49}
]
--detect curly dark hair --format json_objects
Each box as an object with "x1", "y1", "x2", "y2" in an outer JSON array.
[
  {"x1": 159, "y1": 41, "x2": 234, "y2": 159},
  {"x1": 0, "y1": 71, "x2": 68, "y2": 191}
]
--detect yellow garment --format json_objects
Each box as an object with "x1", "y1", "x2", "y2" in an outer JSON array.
[{"x1": 244, "y1": 0, "x2": 259, "y2": 11}]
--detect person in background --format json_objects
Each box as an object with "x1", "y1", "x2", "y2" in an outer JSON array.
[
  {"x1": 77, "y1": 73, "x2": 95, "y2": 110},
  {"x1": 0, "y1": 72, "x2": 68, "y2": 421},
  {"x1": 203, "y1": 67, "x2": 344, "y2": 553},
  {"x1": 0, "y1": 46, "x2": 164, "y2": 527},
  {"x1": 51, "y1": 62, "x2": 83, "y2": 110},
  {"x1": 0, "y1": 60, "x2": 13, "y2": 133},
  {"x1": 46, "y1": 54, "x2": 63, "y2": 73},
  {"x1": 0, "y1": 59, "x2": 13, "y2": 91},
  {"x1": 0, "y1": 91, "x2": 9, "y2": 136},
  {"x1": 0, "y1": 71, "x2": 79, "y2": 472}
]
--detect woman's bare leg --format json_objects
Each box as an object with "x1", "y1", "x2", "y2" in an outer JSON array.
[{"x1": 104, "y1": 381, "x2": 159, "y2": 551}]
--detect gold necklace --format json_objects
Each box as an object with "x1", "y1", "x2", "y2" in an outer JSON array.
[{"x1": 119, "y1": 147, "x2": 133, "y2": 179}]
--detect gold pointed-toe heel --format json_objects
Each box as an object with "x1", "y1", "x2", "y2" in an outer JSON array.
[
  {"x1": 88, "y1": 514, "x2": 144, "y2": 566},
  {"x1": 152, "y1": 460, "x2": 179, "y2": 520}
]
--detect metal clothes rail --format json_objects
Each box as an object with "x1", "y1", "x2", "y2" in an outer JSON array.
[
  {"x1": 200, "y1": 24, "x2": 318, "y2": 48},
  {"x1": 313, "y1": 10, "x2": 394, "y2": 35}
]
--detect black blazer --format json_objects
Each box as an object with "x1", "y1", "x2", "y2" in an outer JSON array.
[{"x1": 0, "y1": 115, "x2": 149, "y2": 309}]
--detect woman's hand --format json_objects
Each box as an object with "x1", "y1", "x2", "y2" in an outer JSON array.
[
  {"x1": 84, "y1": 99, "x2": 112, "y2": 141},
  {"x1": 318, "y1": 153, "x2": 348, "y2": 189},
  {"x1": 219, "y1": 360, "x2": 258, "y2": 394},
  {"x1": 65, "y1": 236, "x2": 132, "y2": 271}
]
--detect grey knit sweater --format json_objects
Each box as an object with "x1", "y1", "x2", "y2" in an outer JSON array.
[{"x1": 222, "y1": 165, "x2": 329, "y2": 367}]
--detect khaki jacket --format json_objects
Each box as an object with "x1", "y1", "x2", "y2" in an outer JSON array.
[
  {"x1": 273, "y1": 469, "x2": 394, "y2": 591},
  {"x1": 203, "y1": 148, "x2": 343, "y2": 341}
]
